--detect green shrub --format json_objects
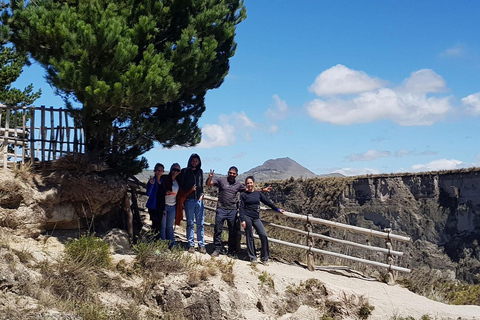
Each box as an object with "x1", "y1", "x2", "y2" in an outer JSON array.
[
  {"x1": 64, "y1": 234, "x2": 111, "y2": 268},
  {"x1": 358, "y1": 302, "x2": 374, "y2": 319},
  {"x1": 132, "y1": 232, "x2": 191, "y2": 273}
]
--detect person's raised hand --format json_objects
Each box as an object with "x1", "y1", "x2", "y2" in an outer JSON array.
[{"x1": 209, "y1": 169, "x2": 214, "y2": 178}]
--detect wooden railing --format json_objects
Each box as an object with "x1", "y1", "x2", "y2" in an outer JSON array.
[
  {"x1": 202, "y1": 195, "x2": 411, "y2": 277},
  {"x1": 1, "y1": 105, "x2": 84, "y2": 168}
]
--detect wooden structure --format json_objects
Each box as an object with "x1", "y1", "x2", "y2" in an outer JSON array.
[
  {"x1": 203, "y1": 195, "x2": 411, "y2": 279},
  {"x1": 0, "y1": 105, "x2": 84, "y2": 169}
]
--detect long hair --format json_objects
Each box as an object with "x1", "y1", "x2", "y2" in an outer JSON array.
[{"x1": 187, "y1": 153, "x2": 202, "y2": 170}]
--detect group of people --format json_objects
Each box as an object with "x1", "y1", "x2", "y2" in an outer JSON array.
[{"x1": 146, "y1": 153, "x2": 284, "y2": 264}]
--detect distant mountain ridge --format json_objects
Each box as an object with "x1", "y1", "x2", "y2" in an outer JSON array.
[{"x1": 238, "y1": 157, "x2": 318, "y2": 183}]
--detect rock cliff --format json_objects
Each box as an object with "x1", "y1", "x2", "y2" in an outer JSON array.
[{"x1": 265, "y1": 168, "x2": 480, "y2": 285}]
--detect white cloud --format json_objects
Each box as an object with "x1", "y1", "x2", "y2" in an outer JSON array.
[
  {"x1": 462, "y1": 93, "x2": 480, "y2": 115},
  {"x1": 308, "y1": 64, "x2": 385, "y2": 96},
  {"x1": 411, "y1": 159, "x2": 466, "y2": 172},
  {"x1": 265, "y1": 94, "x2": 288, "y2": 121},
  {"x1": 400, "y1": 69, "x2": 447, "y2": 94},
  {"x1": 198, "y1": 112, "x2": 256, "y2": 148},
  {"x1": 198, "y1": 124, "x2": 235, "y2": 148},
  {"x1": 439, "y1": 44, "x2": 466, "y2": 57},
  {"x1": 306, "y1": 66, "x2": 452, "y2": 126},
  {"x1": 346, "y1": 149, "x2": 391, "y2": 162}
]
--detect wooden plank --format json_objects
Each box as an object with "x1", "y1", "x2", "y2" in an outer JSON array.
[
  {"x1": 58, "y1": 109, "x2": 63, "y2": 157},
  {"x1": 263, "y1": 221, "x2": 404, "y2": 257},
  {"x1": 22, "y1": 108, "x2": 27, "y2": 163},
  {"x1": 279, "y1": 210, "x2": 411, "y2": 242},
  {"x1": 41, "y1": 106, "x2": 46, "y2": 162},
  {"x1": 74, "y1": 121, "x2": 78, "y2": 152},
  {"x1": 30, "y1": 107, "x2": 35, "y2": 164},
  {"x1": 0, "y1": 128, "x2": 28, "y2": 135},
  {"x1": 64, "y1": 110, "x2": 70, "y2": 153},
  {"x1": 3, "y1": 108, "x2": 10, "y2": 169},
  {"x1": 266, "y1": 236, "x2": 411, "y2": 273},
  {"x1": 13, "y1": 109, "x2": 18, "y2": 164},
  {"x1": 48, "y1": 107, "x2": 54, "y2": 160}
]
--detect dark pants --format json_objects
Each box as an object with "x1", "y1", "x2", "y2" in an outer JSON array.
[
  {"x1": 148, "y1": 208, "x2": 162, "y2": 240},
  {"x1": 214, "y1": 208, "x2": 238, "y2": 253},
  {"x1": 244, "y1": 215, "x2": 269, "y2": 262}
]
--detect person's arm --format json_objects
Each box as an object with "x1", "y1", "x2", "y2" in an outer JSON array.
[
  {"x1": 239, "y1": 193, "x2": 246, "y2": 228},
  {"x1": 146, "y1": 178, "x2": 155, "y2": 196},
  {"x1": 199, "y1": 169, "x2": 204, "y2": 201},
  {"x1": 252, "y1": 184, "x2": 271, "y2": 192},
  {"x1": 259, "y1": 192, "x2": 284, "y2": 213}
]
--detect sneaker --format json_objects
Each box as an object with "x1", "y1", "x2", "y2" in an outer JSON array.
[
  {"x1": 249, "y1": 258, "x2": 258, "y2": 264},
  {"x1": 199, "y1": 246, "x2": 207, "y2": 254},
  {"x1": 211, "y1": 250, "x2": 220, "y2": 257},
  {"x1": 260, "y1": 260, "x2": 269, "y2": 266},
  {"x1": 188, "y1": 246, "x2": 196, "y2": 254}
]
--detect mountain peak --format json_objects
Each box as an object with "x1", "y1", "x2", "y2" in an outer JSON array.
[{"x1": 239, "y1": 157, "x2": 317, "y2": 182}]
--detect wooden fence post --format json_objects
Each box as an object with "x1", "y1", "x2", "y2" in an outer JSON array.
[
  {"x1": 30, "y1": 107, "x2": 35, "y2": 164},
  {"x1": 305, "y1": 215, "x2": 314, "y2": 271},
  {"x1": 384, "y1": 228, "x2": 395, "y2": 285},
  {"x1": 124, "y1": 191, "x2": 133, "y2": 240}
]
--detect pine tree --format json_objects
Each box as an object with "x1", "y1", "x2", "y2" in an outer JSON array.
[
  {"x1": 0, "y1": 4, "x2": 41, "y2": 153},
  {"x1": 4, "y1": 0, "x2": 246, "y2": 175}
]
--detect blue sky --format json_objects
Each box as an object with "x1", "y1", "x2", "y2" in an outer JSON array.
[{"x1": 15, "y1": 1, "x2": 480, "y2": 176}]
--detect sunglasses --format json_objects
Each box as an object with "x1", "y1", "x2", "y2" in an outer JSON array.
[{"x1": 171, "y1": 168, "x2": 180, "y2": 172}]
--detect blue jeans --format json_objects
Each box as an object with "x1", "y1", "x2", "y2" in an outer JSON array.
[
  {"x1": 184, "y1": 199, "x2": 205, "y2": 248},
  {"x1": 161, "y1": 204, "x2": 176, "y2": 248}
]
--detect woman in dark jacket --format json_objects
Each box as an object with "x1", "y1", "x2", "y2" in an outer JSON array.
[
  {"x1": 146, "y1": 163, "x2": 166, "y2": 240},
  {"x1": 178, "y1": 153, "x2": 206, "y2": 253},
  {"x1": 240, "y1": 176, "x2": 284, "y2": 264}
]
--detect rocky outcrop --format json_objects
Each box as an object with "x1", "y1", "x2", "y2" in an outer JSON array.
[
  {"x1": 266, "y1": 169, "x2": 480, "y2": 284},
  {"x1": 0, "y1": 169, "x2": 127, "y2": 236}
]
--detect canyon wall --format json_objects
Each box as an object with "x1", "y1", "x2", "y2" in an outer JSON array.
[{"x1": 267, "y1": 169, "x2": 480, "y2": 283}]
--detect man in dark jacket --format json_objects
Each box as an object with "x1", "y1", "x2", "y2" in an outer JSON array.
[{"x1": 179, "y1": 153, "x2": 206, "y2": 253}]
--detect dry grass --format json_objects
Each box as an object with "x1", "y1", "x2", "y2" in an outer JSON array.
[
  {"x1": 132, "y1": 232, "x2": 193, "y2": 274},
  {"x1": 12, "y1": 161, "x2": 33, "y2": 182},
  {"x1": 258, "y1": 271, "x2": 274, "y2": 289}
]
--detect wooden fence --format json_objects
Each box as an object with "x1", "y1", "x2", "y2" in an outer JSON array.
[
  {"x1": 0, "y1": 105, "x2": 84, "y2": 169},
  {"x1": 202, "y1": 195, "x2": 411, "y2": 280}
]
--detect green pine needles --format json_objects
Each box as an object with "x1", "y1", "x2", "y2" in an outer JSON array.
[{"x1": 3, "y1": 0, "x2": 246, "y2": 176}]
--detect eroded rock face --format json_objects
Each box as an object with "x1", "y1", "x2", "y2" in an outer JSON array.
[
  {"x1": 0, "y1": 169, "x2": 127, "y2": 236},
  {"x1": 266, "y1": 169, "x2": 480, "y2": 284}
]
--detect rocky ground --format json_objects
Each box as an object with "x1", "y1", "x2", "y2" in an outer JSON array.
[
  {"x1": 1, "y1": 166, "x2": 480, "y2": 319},
  {"x1": 1, "y1": 225, "x2": 479, "y2": 320}
]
